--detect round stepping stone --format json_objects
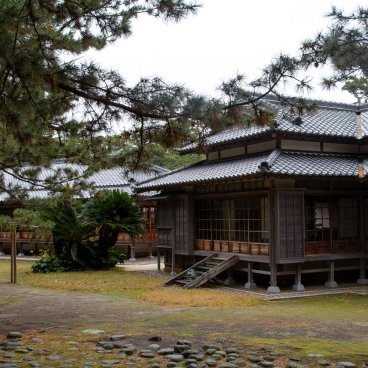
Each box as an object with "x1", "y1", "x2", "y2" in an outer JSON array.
[
  {"x1": 318, "y1": 360, "x2": 331, "y2": 366},
  {"x1": 167, "y1": 354, "x2": 184, "y2": 362},
  {"x1": 158, "y1": 348, "x2": 175, "y2": 355},
  {"x1": 148, "y1": 344, "x2": 161, "y2": 351},
  {"x1": 337, "y1": 362, "x2": 356, "y2": 368},
  {"x1": 110, "y1": 335, "x2": 125, "y2": 341},
  {"x1": 82, "y1": 329, "x2": 105, "y2": 334},
  {"x1": 139, "y1": 350, "x2": 155, "y2": 358},
  {"x1": 6, "y1": 332, "x2": 23, "y2": 339},
  {"x1": 102, "y1": 360, "x2": 121, "y2": 365}
]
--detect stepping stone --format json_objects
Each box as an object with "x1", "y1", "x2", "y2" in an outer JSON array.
[
  {"x1": 149, "y1": 336, "x2": 161, "y2": 342},
  {"x1": 318, "y1": 360, "x2": 331, "y2": 366},
  {"x1": 158, "y1": 348, "x2": 175, "y2": 355},
  {"x1": 6, "y1": 332, "x2": 22, "y2": 339},
  {"x1": 337, "y1": 363, "x2": 356, "y2": 368},
  {"x1": 82, "y1": 329, "x2": 105, "y2": 334},
  {"x1": 166, "y1": 354, "x2": 184, "y2": 362},
  {"x1": 110, "y1": 335, "x2": 125, "y2": 341},
  {"x1": 139, "y1": 350, "x2": 155, "y2": 358},
  {"x1": 102, "y1": 360, "x2": 121, "y2": 365},
  {"x1": 148, "y1": 344, "x2": 160, "y2": 351}
]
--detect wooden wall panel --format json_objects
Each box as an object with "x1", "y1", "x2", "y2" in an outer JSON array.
[{"x1": 277, "y1": 190, "x2": 305, "y2": 261}]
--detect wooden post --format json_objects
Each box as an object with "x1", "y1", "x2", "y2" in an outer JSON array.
[
  {"x1": 157, "y1": 247, "x2": 161, "y2": 272},
  {"x1": 244, "y1": 261, "x2": 256, "y2": 289},
  {"x1": 129, "y1": 239, "x2": 136, "y2": 261},
  {"x1": 170, "y1": 202, "x2": 176, "y2": 276},
  {"x1": 10, "y1": 230, "x2": 16, "y2": 283},
  {"x1": 357, "y1": 259, "x2": 368, "y2": 284},
  {"x1": 292, "y1": 264, "x2": 305, "y2": 291},
  {"x1": 325, "y1": 261, "x2": 338, "y2": 288},
  {"x1": 148, "y1": 243, "x2": 154, "y2": 259},
  {"x1": 267, "y1": 263, "x2": 280, "y2": 293}
]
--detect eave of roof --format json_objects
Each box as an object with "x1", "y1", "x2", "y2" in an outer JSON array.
[
  {"x1": 178, "y1": 97, "x2": 368, "y2": 154},
  {"x1": 137, "y1": 149, "x2": 364, "y2": 191}
]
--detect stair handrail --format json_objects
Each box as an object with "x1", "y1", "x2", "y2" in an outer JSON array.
[
  {"x1": 184, "y1": 255, "x2": 239, "y2": 289},
  {"x1": 164, "y1": 254, "x2": 217, "y2": 285}
]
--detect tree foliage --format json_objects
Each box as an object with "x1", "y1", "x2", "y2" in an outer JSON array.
[
  {"x1": 0, "y1": 0, "x2": 202, "y2": 196},
  {"x1": 3, "y1": 2, "x2": 366, "y2": 199},
  {"x1": 299, "y1": 6, "x2": 368, "y2": 99}
]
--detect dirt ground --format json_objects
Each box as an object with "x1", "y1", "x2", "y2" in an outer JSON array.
[{"x1": 1, "y1": 281, "x2": 368, "y2": 348}]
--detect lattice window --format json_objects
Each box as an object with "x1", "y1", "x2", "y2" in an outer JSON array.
[{"x1": 195, "y1": 196, "x2": 270, "y2": 244}]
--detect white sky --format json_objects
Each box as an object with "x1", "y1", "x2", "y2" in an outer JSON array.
[{"x1": 86, "y1": 0, "x2": 366, "y2": 104}]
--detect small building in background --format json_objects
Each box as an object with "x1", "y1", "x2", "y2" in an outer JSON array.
[{"x1": 0, "y1": 163, "x2": 168, "y2": 257}]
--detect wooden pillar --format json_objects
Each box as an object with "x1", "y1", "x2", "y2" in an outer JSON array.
[
  {"x1": 129, "y1": 239, "x2": 136, "y2": 261},
  {"x1": 224, "y1": 269, "x2": 235, "y2": 286},
  {"x1": 325, "y1": 261, "x2": 338, "y2": 288},
  {"x1": 10, "y1": 231, "x2": 16, "y2": 284},
  {"x1": 357, "y1": 259, "x2": 368, "y2": 284},
  {"x1": 157, "y1": 247, "x2": 161, "y2": 272},
  {"x1": 267, "y1": 263, "x2": 280, "y2": 293},
  {"x1": 244, "y1": 261, "x2": 257, "y2": 289},
  {"x1": 148, "y1": 243, "x2": 154, "y2": 259},
  {"x1": 170, "y1": 202, "x2": 176, "y2": 276},
  {"x1": 292, "y1": 264, "x2": 305, "y2": 291}
]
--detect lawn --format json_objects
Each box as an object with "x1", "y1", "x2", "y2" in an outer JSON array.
[{"x1": 1, "y1": 260, "x2": 368, "y2": 359}]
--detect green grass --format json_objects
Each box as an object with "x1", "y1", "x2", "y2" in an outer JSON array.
[{"x1": 1, "y1": 260, "x2": 368, "y2": 359}]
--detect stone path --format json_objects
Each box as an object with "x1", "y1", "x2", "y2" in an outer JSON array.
[{"x1": 1, "y1": 331, "x2": 367, "y2": 368}]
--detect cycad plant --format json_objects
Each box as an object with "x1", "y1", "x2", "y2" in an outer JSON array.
[{"x1": 82, "y1": 190, "x2": 146, "y2": 266}]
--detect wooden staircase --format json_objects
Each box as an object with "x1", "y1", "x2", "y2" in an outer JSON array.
[{"x1": 165, "y1": 254, "x2": 239, "y2": 289}]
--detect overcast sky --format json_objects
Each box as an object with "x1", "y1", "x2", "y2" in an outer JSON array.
[{"x1": 86, "y1": 0, "x2": 365, "y2": 104}]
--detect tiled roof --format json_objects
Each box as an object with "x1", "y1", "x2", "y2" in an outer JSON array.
[
  {"x1": 269, "y1": 151, "x2": 359, "y2": 177},
  {"x1": 0, "y1": 162, "x2": 167, "y2": 201},
  {"x1": 179, "y1": 100, "x2": 368, "y2": 153},
  {"x1": 138, "y1": 150, "x2": 364, "y2": 190},
  {"x1": 138, "y1": 154, "x2": 269, "y2": 189}
]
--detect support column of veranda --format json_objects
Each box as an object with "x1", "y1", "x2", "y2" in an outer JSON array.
[
  {"x1": 267, "y1": 263, "x2": 280, "y2": 293},
  {"x1": 325, "y1": 261, "x2": 338, "y2": 288},
  {"x1": 292, "y1": 264, "x2": 305, "y2": 291},
  {"x1": 224, "y1": 269, "x2": 235, "y2": 286},
  {"x1": 357, "y1": 259, "x2": 368, "y2": 284},
  {"x1": 244, "y1": 261, "x2": 256, "y2": 289}
]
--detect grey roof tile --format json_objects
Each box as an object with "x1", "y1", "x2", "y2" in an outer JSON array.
[
  {"x1": 270, "y1": 152, "x2": 359, "y2": 177},
  {"x1": 0, "y1": 163, "x2": 167, "y2": 201},
  {"x1": 138, "y1": 150, "x2": 363, "y2": 190},
  {"x1": 138, "y1": 153, "x2": 269, "y2": 190},
  {"x1": 179, "y1": 102, "x2": 363, "y2": 153}
]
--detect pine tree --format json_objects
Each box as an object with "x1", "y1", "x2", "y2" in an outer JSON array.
[
  {"x1": 0, "y1": 0, "x2": 201, "y2": 197},
  {"x1": 300, "y1": 6, "x2": 368, "y2": 99}
]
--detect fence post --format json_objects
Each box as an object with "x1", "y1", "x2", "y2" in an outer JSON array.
[
  {"x1": 10, "y1": 230, "x2": 16, "y2": 283},
  {"x1": 129, "y1": 239, "x2": 136, "y2": 261}
]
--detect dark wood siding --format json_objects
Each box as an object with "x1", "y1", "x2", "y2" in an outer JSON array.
[
  {"x1": 156, "y1": 196, "x2": 193, "y2": 255},
  {"x1": 276, "y1": 190, "x2": 305, "y2": 261},
  {"x1": 174, "y1": 196, "x2": 193, "y2": 255},
  {"x1": 156, "y1": 201, "x2": 172, "y2": 247}
]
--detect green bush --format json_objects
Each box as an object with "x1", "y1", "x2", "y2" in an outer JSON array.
[{"x1": 31, "y1": 252, "x2": 65, "y2": 273}]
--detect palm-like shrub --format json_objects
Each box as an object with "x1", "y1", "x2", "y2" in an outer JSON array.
[
  {"x1": 51, "y1": 203, "x2": 97, "y2": 270},
  {"x1": 82, "y1": 190, "x2": 146, "y2": 266}
]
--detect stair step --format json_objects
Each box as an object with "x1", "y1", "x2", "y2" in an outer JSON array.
[
  {"x1": 204, "y1": 261, "x2": 222, "y2": 267},
  {"x1": 175, "y1": 280, "x2": 189, "y2": 285}
]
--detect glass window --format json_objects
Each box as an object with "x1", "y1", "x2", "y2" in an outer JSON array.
[{"x1": 195, "y1": 196, "x2": 270, "y2": 244}]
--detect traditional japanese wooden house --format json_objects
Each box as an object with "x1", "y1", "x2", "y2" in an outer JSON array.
[{"x1": 138, "y1": 98, "x2": 368, "y2": 292}]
